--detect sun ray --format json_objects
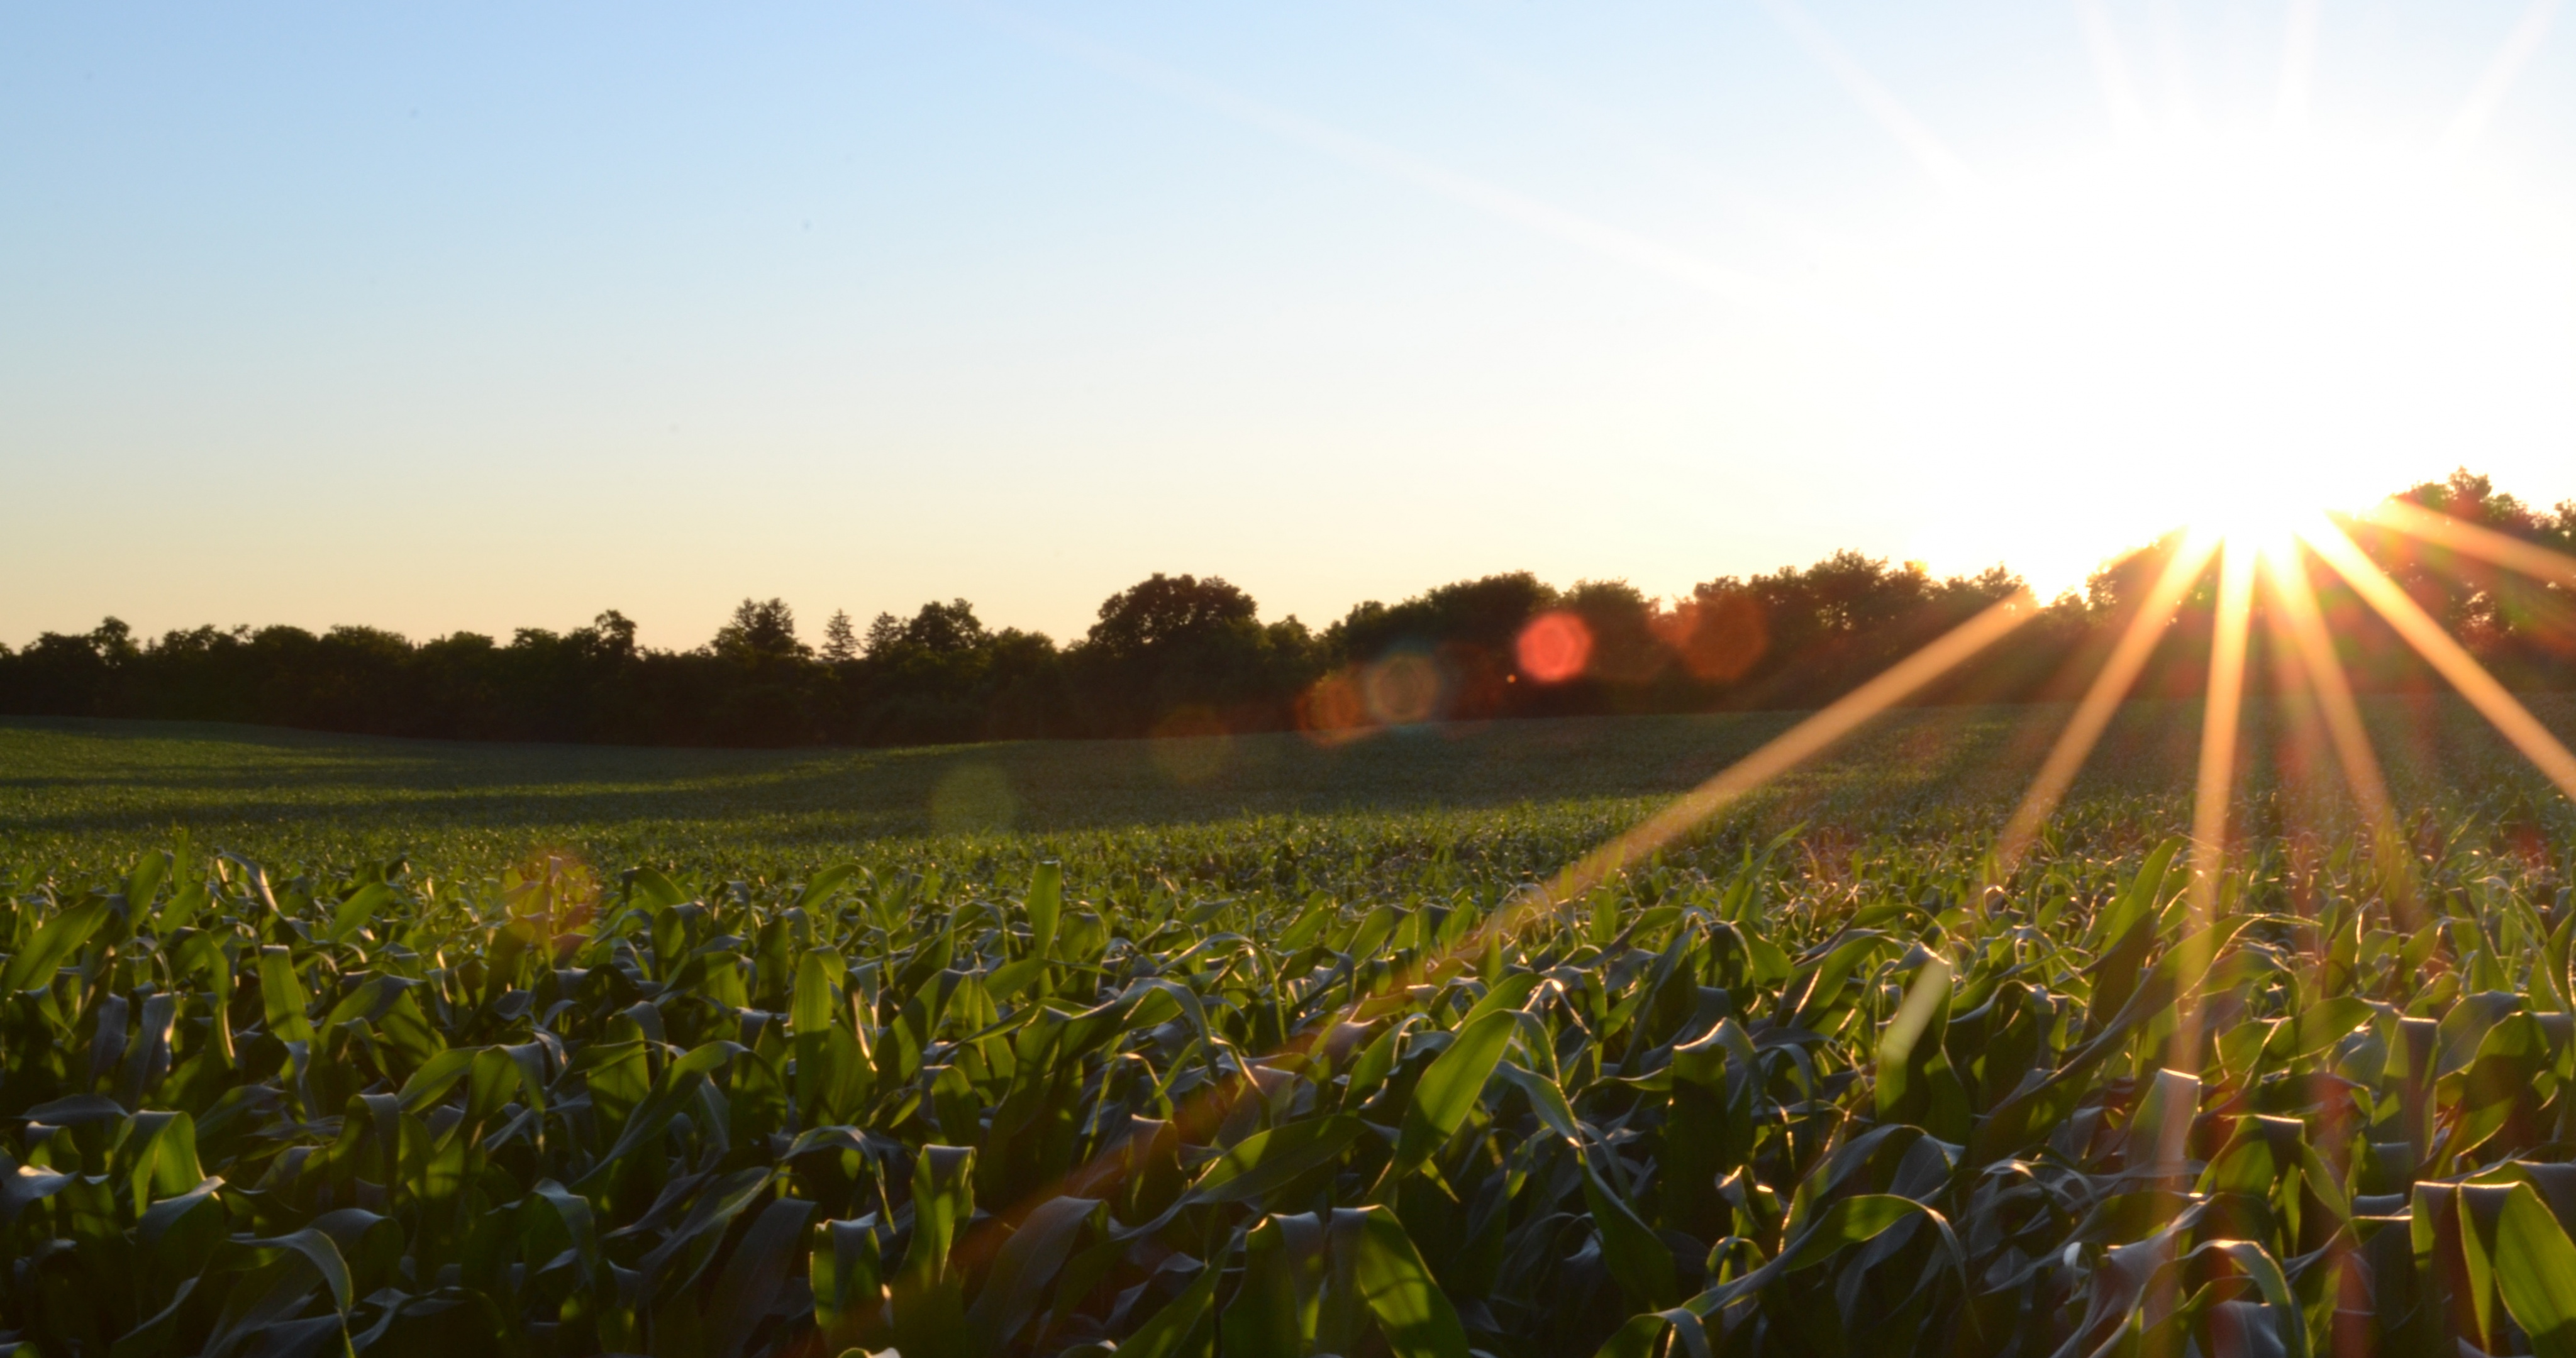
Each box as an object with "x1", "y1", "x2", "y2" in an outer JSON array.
[
  {"x1": 2259, "y1": 539, "x2": 2418, "y2": 913},
  {"x1": 2442, "y1": 0, "x2": 2564, "y2": 158},
  {"x1": 958, "y1": 1, "x2": 1809, "y2": 317},
  {"x1": 2254, "y1": 566, "x2": 2340, "y2": 847},
  {"x1": 2359, "y1": 495, "x2": 2576, "y2": 590},
  {"x1": 2274, "y1": 0, "x2": 2323, "y2": 140},
  {"x1": 1755, "y1": 0, "x2": 1980, "y2": 196},
  {"x1": 2075, "y1": 0, "x2": 2151, "y2": 145},
  {"x1": 1514, "y1": 590, "x2": 2036, "y2": 919},
  {"x1": 2302, "y1": 516, "x2": 2576, "y2": 802},
  {"x1": 2171, "y1": 538, "x2": 2257, "y2": 1073},
  {"x1": 1991, "y1": 531, "x2": 2220, "y2": 877},
  {"x1": 2148, "y1": 0, "x2": 2201, "y2": 130}
]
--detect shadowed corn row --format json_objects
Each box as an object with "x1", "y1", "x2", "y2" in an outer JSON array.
[{"x1": 1, "y1": 792, "x2": 2573, "y2": 1357}]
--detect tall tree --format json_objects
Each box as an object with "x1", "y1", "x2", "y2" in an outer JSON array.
[
  {"x1": 821, "y1": 609, "x2": 860, "y2": 663},
  {"x1": 712, "y1": 598, "x2": 808, "y2": 664}
]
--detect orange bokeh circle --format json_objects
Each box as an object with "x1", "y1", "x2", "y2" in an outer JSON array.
[{"x1": 1515, "y1": 612, "x2": 1592, "y2": 683}]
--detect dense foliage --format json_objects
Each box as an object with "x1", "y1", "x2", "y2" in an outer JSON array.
[
  {"x1": 4, "y1": 754, "x2": 2576, "y2": 1357},
  {"x1": 8, "y1": 473, "x2": 2569, "y2": 749}
]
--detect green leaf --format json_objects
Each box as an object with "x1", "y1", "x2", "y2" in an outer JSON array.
[
  {"x1": 258, "y1": 945, "x2": 316, "y2": 1044},
  {"x1": 1341, "y1": 1016, "x2": 1415, "y2": 1111},
  {"x1": 396, "y1": 1047, "x2": 479, "y2": 1112},
  {"x1": 965, "y1": 1195, "x2": 1097, "y2": 1351},
  {"x1": 124, "y1": 853, "x2": 169, "y2": 924},
  {"x1": 812, "y1": 1216, "x2": 887, "y2": 1354},
  {"x1": 1114, "y1": 1257, "x2": 1219, "y2": 1358},
  {"x1": 792, "y1": 947, "x2": 846, "y2": 1036},
  {"x1": 1279, "y1": 896, "x2": 1336, "y2": 954},
  {"x1": 1580, "y1": 1152, "x2": 1680, "y2": 1309},
  {"x1": 1392, "y1": 1008, "x2": 1516, "y2": 1178},
  {"x1": 323, "y1": 881, "x2": 394, "y2": 946},
  {"x1": 634, "y1": 1168, "x2": 773, "y2": 1296},
  {"x1": 523, "y1": 1178, "x2": 600, "y2": 1280},
  {"x1": 1350, "y1": 1205, "x2": 1470, "y2": 1358},
  {"x1": 1222, "y1": 1213, "x2": 1327, "y2": 1358},
  {"x1": 985, "y1": 954, "x2": 1046, "y2": 1002},
  {"x1": 1779, "y1": 1195, "x2": 1931, "y2": 1272},
  {"x1": 152, "y1": 875, "x2": 208, "y2": 936},
  {"x1": 705, "y1": 1197, "x2": 816, "y2": 1358},
  {"x1": 574, "y1": 1040, "x2": 744, "y2": 1188},
  {"x1": 199, "y1": 1250, "x2": 333, "y2": 1358},
  {"x1": 1496, "y1": 1060, "x2": 1582, "y2": 1142},
  {"x1": 630, "y1": 866, "x2": 688, "y2": 909},
  {"x1": 2099, "y1": 838, "x2": 2184, "y2": 948},
  {"x1": 119, "y1": 1112, "x2": 203, "y2": 1212},
  {"x1": 1, "y1": 898, "x2": 109, "y2": 994},
  {"x1": 2198, "y1": 1239, "x2": 2305, "y2": 1358},
  {"x1": 1459, "y1": 972, "x2": 1540, "y2": 1028},
  {"x1": 2497, "y1": 1182, "x2": 2576, "y2": 1358},
  {"x1": 2279, "y1": 995, "x2": 2370, "y2": 1061},
  {"x1": 1026, "y1": 859, "x2": 1063, "y2": 958},
  {"x1": 1190, "y1": 1114, "x2": 1369, "y2": 1206},
  {"x1": 1874, "y1": 956, "x2": 1968, "y2": 1140},
  {"x1": 795, "y1": 863, "x2": 861, "y2": 910},
  {"x1": 901, "y1": 1144, "x2": 977, "y2": 1291},
  {"x1": 237, "y1": 1227, "x2": 355, "y2": 1313}
]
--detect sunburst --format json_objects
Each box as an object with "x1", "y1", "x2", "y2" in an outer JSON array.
[
  {"x1": 921, "y1": 0, "x2": 2576, "y2": 1294},
  {"x1": 1486, "y1": 500, "x2": 2576, "y2": 1091},
  {"x1": 919, "y1": 500, "x2": 2576, "y2": 1295}
]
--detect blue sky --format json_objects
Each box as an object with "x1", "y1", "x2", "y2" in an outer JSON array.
[{"x1": 8, "y1": 2, "x2": 2575, "y2": 648}]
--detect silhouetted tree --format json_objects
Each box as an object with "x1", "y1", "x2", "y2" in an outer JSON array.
[
  {"x1": 712, "y1": 599, "x2": 807, "y2": 664},
  {"x1": 6, "y1": 470, "x2": 2572, "y2": 748},
  {"x1": 1084, "y1": 575, "x2": 1257, "y2": 658},
  {"x1": 821, "y1": 609, "x2": 859, "y2": 663},
  {"x1": 1074, "y1": 573, "x2": 1318, "y2": 736},
  {"x1": 1324, "y1": 573, "x2": 1556, "y2": 667}
]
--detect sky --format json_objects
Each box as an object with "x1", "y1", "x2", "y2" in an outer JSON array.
[{"x1": 6, "y1": 1, "x2": 2576, "y2": 651}]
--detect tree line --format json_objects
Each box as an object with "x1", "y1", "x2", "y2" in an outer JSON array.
[{"x1": 4, "y1": 470, "x2": 2571, "y2": 748}]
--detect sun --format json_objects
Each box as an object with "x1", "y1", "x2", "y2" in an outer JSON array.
[
  {"x1": 2187, "y1": 492, "x2": 2312, "y2": 558},
  {"x1": 1853, "y1": 130, "x2": 2576, "y2": 597}
]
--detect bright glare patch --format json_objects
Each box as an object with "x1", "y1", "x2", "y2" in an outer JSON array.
[{"x1": 1854, "y1": 133, "x2": 2576, "y2": 595}]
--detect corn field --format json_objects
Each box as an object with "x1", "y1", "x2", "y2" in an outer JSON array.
[{"x1": 3, "y1": 788, "x2": 2575, "y2": 1358}]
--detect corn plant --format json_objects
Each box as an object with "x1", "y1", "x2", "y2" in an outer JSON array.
[{"x1": 1, "y1": 783, "x2": 2573, "y2": 1357}]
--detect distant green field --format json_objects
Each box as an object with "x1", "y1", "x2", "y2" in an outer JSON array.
[
  {"x1": 4, "y1": 699, "x2": 2566, "y2": 950},
  {"x1": 3, "y1": 696, "x2": 2561, "y2": 873}
]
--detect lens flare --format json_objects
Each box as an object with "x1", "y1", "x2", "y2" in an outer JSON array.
[
  {"x1": 1515, "y1": 611, "x2": 1592, "y2": 683},
  {"x1": 1656, "y1": 591, "x2": 1769, "y2": 682},
  {"x1": 1295, "y1": 670, "x2": 1372, "y2": 745},
  {"x1": 1362, "y1": 651, "x2": 1445, "y2": 725}
]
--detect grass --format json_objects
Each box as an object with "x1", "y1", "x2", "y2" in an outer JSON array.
[{"x1": 5, "y1": 697, "x2": 2576, "y2": 1357}]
